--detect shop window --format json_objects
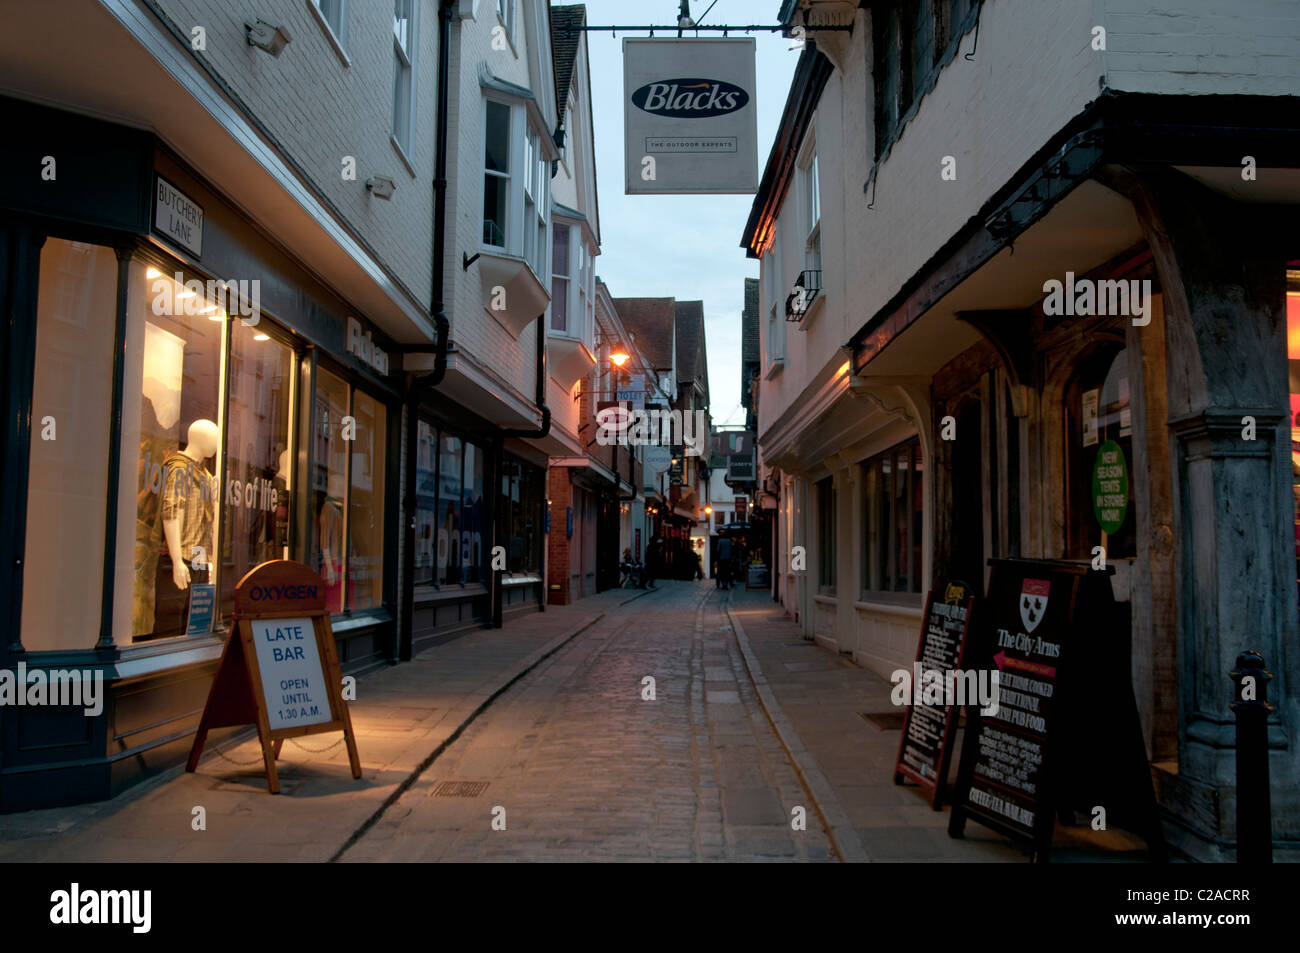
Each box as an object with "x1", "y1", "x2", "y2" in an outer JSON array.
[
  {"x1": 414, "y1": 419, "x2": 437, "y2": 585},
  {"x1": 21, "y1": 240, "x2": 117, "y2": 651},
  {"x1": 347, "y1": 390, "x2": 385, "y2": 610},
  {"x1": 415, "y1": 420, "x2": 486, "y2": 588},
  {"x1": 437, "y1": 433, "x2": 464, "y2": 584},
  {"x1": 817, "y1": 476, "x2": 836, "y2": 593},
  {"x1": 1065, "y1": 346, "x2": 1136, "y2": 560},
  {"x1": 1285, "y1": 268, "x2": 1300, "y2": 577},
  {"x1": 502, "y1": 456, "x2": 542, "y2": 575},
  {"x1": 123, "y1": 265, "x2": 224, "y2": 643},
  {"x1": 312, "y1": 368, "x2": 350, "y2": 613},
  {"x1": 863, "y1": 437, "x2": 924, "y2": 597},
  {"x1": 220, "y1": 319, "x2": 294, "y2": 619},
  {"x1": 462, "y1": 441, "x2": 485, "y2": 583}
]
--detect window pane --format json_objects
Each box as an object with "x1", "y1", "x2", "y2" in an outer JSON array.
[
  {"x1": 125, "y1": 265, "x2": 224, "y2": 642},
  {"x1": 22, "y1": 240, "x2": 117, "y2": 650},
  {"x1": 392, "y1": 51, "x2": 411, "y2": 149},
  {"x1": 415, "y1": 420, "x2": 436, "y2": 585},
  {"x1": 462, "y1": 442, "x2": 485, "y2": 583},
  {"x1": 348, "y1": 390, "x2": 386, "y2": 610},
  {"x1": 437, "y1": 433, "x2": 463, "y2": 584},
  {"x1": 485, "y1": 101, "x2": 510, "y2": 172},
  {"x1": 483, "y1": 174, "x2": 507, "y2": 247},
  {"x1": 894, "y1": 447, "x2": 909, "y2": 592},
  {"x1": 220, "y1": 321, "x2": 293, "y2": 619},
  {"x1": 311, "y1": 368, "x2": 349, "y2": 613},
  {"x1": 551, "y1": 276, "x2": 569, "y2": 332}
]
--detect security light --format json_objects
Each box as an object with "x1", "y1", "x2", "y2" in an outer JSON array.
[
  {"x1": 366, "y1": 175, "x2": 397, "y2": 200},
  {"x1": 245, "y1": 18, "x2": 291, "y2": 57}
]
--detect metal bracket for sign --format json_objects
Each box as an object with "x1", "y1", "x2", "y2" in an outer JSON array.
[{"x1": 563, "y1": 24, "x2": 853, "y2": 35}]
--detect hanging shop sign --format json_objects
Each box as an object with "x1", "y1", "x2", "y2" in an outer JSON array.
[
  {"x1": 623, "y1": 38, "x2": 758, "y2": 195},
  {"x1": 947, "y1": 559, "x2": 1164, "y2": 861},
  {"x1": 186, "y1": 559, "x2": 362, "y2": 794},
  {"x1": 645, "y1": 446, "x2": 672, "y2": 473},
  {"x1": 1091, "y1": 440, "x2": 1129, "y2": 534},
  {"x1": 153, "y1": 174, "x2": 204, "y2": 257},
  {"x1": 893, "y1": 581, "x2": 976, "y2": 810}
]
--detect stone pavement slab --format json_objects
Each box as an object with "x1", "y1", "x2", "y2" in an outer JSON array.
[
  {"x1": 724, "y1": 588, "x2": 1161, "y2": 863},
  {"x1": 0, "y1": 591, "x2": 632, "y2": 862}
]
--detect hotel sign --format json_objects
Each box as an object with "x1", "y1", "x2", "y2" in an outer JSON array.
[
  {"x1": 624, "y1": 38, "x2": 758, "y2": 195},
  {"x1": 153, "y1": 174, "x2": 203, "y2": 257}
]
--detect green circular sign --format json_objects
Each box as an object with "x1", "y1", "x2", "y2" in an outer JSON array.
[{"x1": 1091, "y1": 439, "x2": 1129, "y2": 534}]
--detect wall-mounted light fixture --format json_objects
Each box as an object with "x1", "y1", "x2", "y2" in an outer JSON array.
[
  {"x1": 245, "y1": 18, "x2": 291, "y2": 56},
  {"x1": 366, "y1": 175, "x2": 397, "y2": 200}
]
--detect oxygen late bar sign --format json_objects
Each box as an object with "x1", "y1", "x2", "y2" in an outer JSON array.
[{"x1": 624, "y1": 38, "x2": 758, "y2": 194}]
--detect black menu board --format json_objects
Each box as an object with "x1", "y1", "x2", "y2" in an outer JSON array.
[{"x1": 893, "y1": 582, "x2": 975, "y2": 809}]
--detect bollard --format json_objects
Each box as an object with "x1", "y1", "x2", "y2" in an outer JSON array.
[{"x1": 1228, "y1": 651, "x2": 1274, "y2": 863}]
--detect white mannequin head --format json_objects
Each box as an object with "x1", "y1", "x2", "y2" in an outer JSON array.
[
  {"x1": 185, "y1": 419, "x2": 219, "y2": 460},
  {"x1": 278, "y1": 448, "x2": 290, "y2": 477}
]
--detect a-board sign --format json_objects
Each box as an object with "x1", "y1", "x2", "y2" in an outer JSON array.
[
  {"x1": 948, "y1": 558, "x2": 1164, "y2": 862},
  {"x1": 186, "y1": 560, "x2": 361, "y2": 794},
  {"x1": 746, "y1": 561, "x2": 769, "y2": 589},
  {"x1": 893, "y1": 580, "x2": 975, "y2": 809}
]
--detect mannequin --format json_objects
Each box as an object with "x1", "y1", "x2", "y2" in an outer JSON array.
[
  {"x1": 152, "y1": 419, "x2": 219, "y2": 638},
  {"x1": 274, "y1": 448, "x2": 291, "y2": 561}
]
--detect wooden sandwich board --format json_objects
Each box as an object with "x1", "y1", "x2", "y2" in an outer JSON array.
[
  {"x1": 893, "y1": 580, "x2": 976, "y2": 810},
  {"x1": 186, "y1": 559, "x2": 362, "y2": 794}
]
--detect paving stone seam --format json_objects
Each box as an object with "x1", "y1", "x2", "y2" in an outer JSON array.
[
  {"x1": 723, "y1": 596, "x2": 874, "y2": 864},
  {"x1": 328, "y1": 611, "x2": 606, "y2": 862}
]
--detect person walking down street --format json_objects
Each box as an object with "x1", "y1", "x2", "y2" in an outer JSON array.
[
  {"x1": 694, "y1": 549, "x2": 705, "y2": 580},
  {"x1": 716, "y1": 535, "x2": 733, "y2": 590},
  {"x1": 644, "y1": 537, "x2": 663, "y2": 590},
  {"x1": 620, "y1": 548, "x2": 642, "y2": 589}
]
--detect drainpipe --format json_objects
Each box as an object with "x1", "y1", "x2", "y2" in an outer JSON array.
[{"x1": 397, "y1": 0, "x2": 454, "y2": 662}]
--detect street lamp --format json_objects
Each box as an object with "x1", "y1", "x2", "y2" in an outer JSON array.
[{"x1": 610, "y1": 349, "x2": 630, "y2": 368}]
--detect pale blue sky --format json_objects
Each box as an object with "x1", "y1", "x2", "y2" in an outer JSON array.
[{"x1": 572, "y1": 0, "x2": 798, "y2": 425}]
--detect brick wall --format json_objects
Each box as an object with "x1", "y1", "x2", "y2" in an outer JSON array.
[{"x1": 546, "y1": 465, "x2": 573, "y2": 604}]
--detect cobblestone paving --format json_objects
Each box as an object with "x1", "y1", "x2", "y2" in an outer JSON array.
[{"x1": 342, "y1": 582, "x2": 834, "y2": 862}]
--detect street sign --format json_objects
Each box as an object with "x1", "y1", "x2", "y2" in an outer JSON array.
[
  {"x1": 893, "y1": 582, "x2": 975, "y2": 809},
  {"x1": 186, "y1": 559, "x2": 361, "y2": 794},
  {"x1": 623, "y1": 38, "x2": 758, "y2": 194}
]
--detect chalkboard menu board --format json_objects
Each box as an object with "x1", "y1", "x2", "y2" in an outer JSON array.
[
  {"x1": 894, "y1": 582, "x2": 975, "y2": 809},
  {"x1": 746, "y1": 561, "x2": 769, "y2": 589},
  {"x1": 948, "y1": 558, "x2": 1165, "y2": 862}
]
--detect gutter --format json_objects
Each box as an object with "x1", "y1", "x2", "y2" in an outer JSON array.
[{"x1": 397, "y1": 0, "x2": 455, "y2": 662}]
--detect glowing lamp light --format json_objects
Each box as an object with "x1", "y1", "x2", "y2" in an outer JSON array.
[
  {"x1": 610, "y1": 350, "x2": 630, "y2": 367},
  {"x1": 704, "y1": 505, "x2": 712, "y2": 515},
  {"x1": 146, "y1": 267, "x2": 162, "y2": 279},
  {"x1": 253, "y1": 333, "x2": 270, "y2": 341}
]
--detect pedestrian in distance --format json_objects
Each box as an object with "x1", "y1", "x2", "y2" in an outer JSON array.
[
  {"x1": 716, "y1": 535, "x2": 733, "y2": 590},
  {"x1": 644, "y1": 537, "x2": 663, "y2": 590}
]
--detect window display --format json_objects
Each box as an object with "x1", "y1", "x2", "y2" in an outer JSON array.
[
  {"x1": 312, "y1": 368, "x2": 350, "y2": 613},
  {"x1": 415, "y1": 418, "x2": 485, "y2": 588},
  {"x1": 438, "y1": 434, "x2": 463, "y2": 584},
  {"x1": 220, "y1": 319, "x2": 294, "y2": 617},
  {"x1": 348, "y1": 390, "x2": 385, "y2": 610},
  {"x1": 127, "y1": 265, "x2": 223, "y2": 642},
  {"x1": 863, "y1": 437, "x2": 923, "y2": 595}
]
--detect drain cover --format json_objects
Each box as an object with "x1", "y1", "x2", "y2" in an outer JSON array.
[
  {"x1": 432, "y1": 780, "x2": 490, "y2": 797},
  {"x1": 859, "y1": 711, "x2": 905, "y2": 730}
]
